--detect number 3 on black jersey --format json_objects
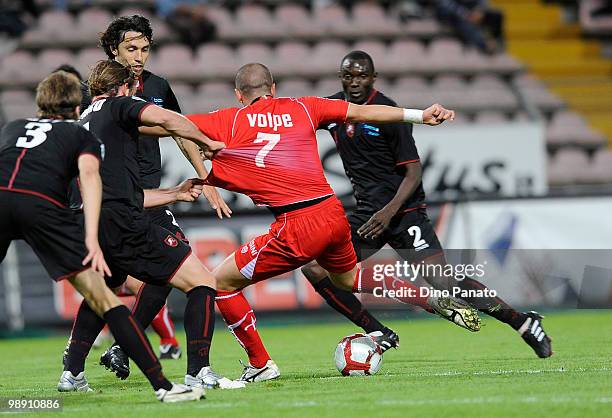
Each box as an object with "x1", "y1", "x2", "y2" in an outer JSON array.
[{"x1": 16, "y1": 122, "x2": 52, "y2": 149}]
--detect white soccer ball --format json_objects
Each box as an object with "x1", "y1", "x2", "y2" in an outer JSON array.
[{"x1": 334, "y1": 333, "x2": 383, "y2": 376}]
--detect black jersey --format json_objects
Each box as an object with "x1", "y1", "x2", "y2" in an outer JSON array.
[
  {"x1": 78, "y1": 96, "x2": 151, "y2": 210},
  {"x1": 135, "y1": 70, "x2": 181, "y2": 189},
  {"x1": 321, "y1": 90, "x2": 425, "y2": 214},
  {"x1": 81, "y1": 70, "x2": 181, "y2": 189},
  {"x1": 0, "y1": 118, "x2": 102, "y2": 208}
]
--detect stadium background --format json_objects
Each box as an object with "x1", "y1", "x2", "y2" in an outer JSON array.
[{"x1": 1, "y1": 0, "x2": 612, "y2": 331}]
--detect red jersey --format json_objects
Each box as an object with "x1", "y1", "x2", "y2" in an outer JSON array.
[{"x1": 187, "y1": 96, "x2": 349, "y2": 207}]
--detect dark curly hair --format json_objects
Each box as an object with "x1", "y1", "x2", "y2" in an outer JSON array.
[{"x1": 99, "y1": 15, "x2": 153, "y2": 59}]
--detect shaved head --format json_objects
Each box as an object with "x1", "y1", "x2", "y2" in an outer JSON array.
[{"x1": 235, "y1": 63, "x2": 274, "y2": 99}]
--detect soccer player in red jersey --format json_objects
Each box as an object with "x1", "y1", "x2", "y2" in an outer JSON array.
[{"x1": 185, "y1": 63, "x2": 455, "y2": 379}]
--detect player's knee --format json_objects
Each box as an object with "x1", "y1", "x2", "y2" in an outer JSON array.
[
  {"x1": 301, "y1": 262, "x2": 327, "y2": 284},
  {"x1": 169, "y1": 255, "x2": 216, "y2": 293},
  {"x1": 328, "y1": 273, "x2": 354, "y2": 292},
  {"x1": 73, "y1": 270, "x2": 120, "y2": 316}
]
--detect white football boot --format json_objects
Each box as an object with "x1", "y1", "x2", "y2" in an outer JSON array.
[
  {"x1": 185, "y1": 366, "x2": 246, "y2": 389},
  {"x1": 238, "y1": 360, "x2": 281, "y2": 383},
  {"x1": 155, "y1": 383, "x2": 204, "y2": 403},
  {"x1": 57, "y1": 371, "x2": 93, "y2": 392}
]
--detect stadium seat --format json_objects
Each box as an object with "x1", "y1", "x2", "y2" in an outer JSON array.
[
  {"x1": 578, "y1": 149, "x2": 612, "y2": 184},
  {"x1": 546, "y1": 110, "x2": 606, "y2": 149},
  {"x1": 206, "y1": 5, "x2": 238, "y2": 40},
  {"x1": 274, "y1": 42, "x2": 312, "y2": 78},
  {"x1": 349, "y1": 2, "x2": 401, "y2": 38},
  {"x1": 580, "y1": 0, "x2": 612, "y2": 36},
  {"x1": 303, "y1": 41, "x2": 349, "y2": 77},
  {"x1": 148, "y1": 45, "x2": 197, "y2": 82},
  {"x1": 275, "y1": 4, "x2": 321, "y2": 40},
  {"x1": 0, "y1": 51, "x2": 38, "y2": 86},
  {"x1": 75, "y1": 8, "x2": 114, "y2": 41},
  {"x1": 74, "y1": 47, "x2": 107, "y2": 79},
  {"x1": 277, "y1": 79, "x2": 312, "y2": 98},
  {"x1": 427, "y1": 38, "x2": 465, "y2": 74},
  {"x1": 313, "y1": 4, "x2": 352, "y2": 39},
  {"x1": 548, "y1": 148, "x2": 591, "y2": 186},
  {"x1": 196, "y1": 82, "x2": 237, "y2": 111},
  {"x1": 315, "y1": 78, "x2": 343, "y2": 97},
  {"x1": 233, "y1": 4, "x2": 283, "y2": 41},
  {"x1": 515, "y1": 75, "x2": 564, "y2": 113},
  {"x1": 400, "y1": 18, "x2": 445, "y2": 39},
  {"x1": 236, "y1": 43, "x2": 274, "y2": 68},
  {"x1": 37, "y1": 49, "x2": 75, "y2": 80},
  {"x1": 194, "y1": 43, "x2": 237, "y2": 80},
  {"x1": 377, "y1": 40, "x2": 427, "y2": 74},
  {"x1": 21, "y1": 10, "x2": 74, "y2": 48}
]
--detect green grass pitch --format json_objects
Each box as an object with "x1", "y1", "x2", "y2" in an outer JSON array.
[{"x1": 0, "y1": 310, "x2": 611, "y2": 417}]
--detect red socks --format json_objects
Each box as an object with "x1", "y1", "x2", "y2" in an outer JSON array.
[
  {"x1": 151, "y1": 304, "x2": 179, "y2": 347},
  {"x1": 216, "y1": 290, "x2": 271, "y2": 368}
]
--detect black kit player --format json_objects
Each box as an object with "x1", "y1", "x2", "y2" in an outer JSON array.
[
  {"x1": 59, "y1": 60, "x2": 245, "y2": 393},
  {"x1": 75, "y1": 15, "x2": 231, "y2": 368},
  {"x1": 302, "y1": 51, "x2": 552, "y2": 358},
  {"x1": 0, "y1": 71, "x2": 201, "y2": 402}
]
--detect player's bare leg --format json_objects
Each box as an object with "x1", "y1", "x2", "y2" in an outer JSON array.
[
  {"x1": 213, "y1": 254, "x2": 280, "y2": 383},
  {"x1": 61, "y1": 269, "x2": 202, "y2": 402}
]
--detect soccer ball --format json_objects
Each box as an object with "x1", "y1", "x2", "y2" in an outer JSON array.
[{"x1": 334, "y1": 333, "x2": 383, "y2": 376}]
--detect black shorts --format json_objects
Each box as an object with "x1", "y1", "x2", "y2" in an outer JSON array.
[
  {"x1": 0, "y1": 191, "x2": 88, "y2": 281},
  {"x1": 99, "y1": 205, "x2": 191, "y2": 288},
  {"x1": 146, "y1": 205, "x2": 189, "y2": 244},
  {"x1": 349, "y1": 208, "x2": 443, "y2": 263}
]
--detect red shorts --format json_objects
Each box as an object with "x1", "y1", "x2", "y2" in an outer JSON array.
[{"x1": 234, "y1": 196, "x2": 357, "y2": 281}]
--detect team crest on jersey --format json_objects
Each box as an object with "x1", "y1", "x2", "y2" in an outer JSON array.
[
  {"x1": 164, "y1": 235, "x2": 178, "y2": 247},
  {"x1": 345, "y1": 123, "x2": 355, "y2": 138},
  {"x1": 241, "y1": 245, "x2": 248, "y2": 254}
]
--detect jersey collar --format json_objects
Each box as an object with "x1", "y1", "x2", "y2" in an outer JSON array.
[{"x1": 249, "y1": 94, "x2": 272, "y2": 105}]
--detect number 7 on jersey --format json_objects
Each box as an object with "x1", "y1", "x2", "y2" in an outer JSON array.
[{"x1": 254, "y1": 132, "x2": 280, "y2": 168}]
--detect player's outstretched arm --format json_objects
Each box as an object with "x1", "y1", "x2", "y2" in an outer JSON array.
[
  {"x1": 77, "y1": 154, "x2": 111, "y2": 277},
  {"x1": 143, "y1": 178, "x2": 205, "y2": 208},
  {"x1": 347, "y1": 103, "x2": 455, "y2": 126},
  {"x1": 173, "y1": 136, "x2": 232, "y2": 219},
  {"x1": 139, "y1": 105, "x2": 225, "y2": 157}
]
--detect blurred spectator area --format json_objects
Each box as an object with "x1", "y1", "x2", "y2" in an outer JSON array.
[{"x1": 0, "y1": 0, "x2": 610, "y2": 188}]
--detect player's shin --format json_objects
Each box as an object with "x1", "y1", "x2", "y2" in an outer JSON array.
[
  {"x1": 64, "y1": 300, "x2": 106, "y2": 375},
  {"x1": 132, "y1": 283, "x2": 172, "y2": 329},
  {"x1": 216, "y1": 290, "x2": 271, "y2": 368},
  {"x1": 103, "y1": 305, "x2": 173, "y2": 391},
  {"x1": 184, "y1": 286, "x2": 217, "y2": 376},
  {"x1": 152, "y1": 304, "x2": 180, "y2": 347}
]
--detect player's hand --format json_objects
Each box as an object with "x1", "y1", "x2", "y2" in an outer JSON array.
[
  {"x1": 202, "y1": 185, "x2": 232, "y2": 218},
  {"x1": 357, "y1": 207, "x2": 395, "y2": 240},
  {"x1": 82, "y1": 238, "x2": 112, "y2": 277},
  {"x1": 200, "y1": 139, "x2": 225, "y2": 160},
  {"x1": 176, "y1": 178, "x2": 205, "y2": 202},
  {"x1": 423, "y1": 104, "x2": 455, "y2": 125}
]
